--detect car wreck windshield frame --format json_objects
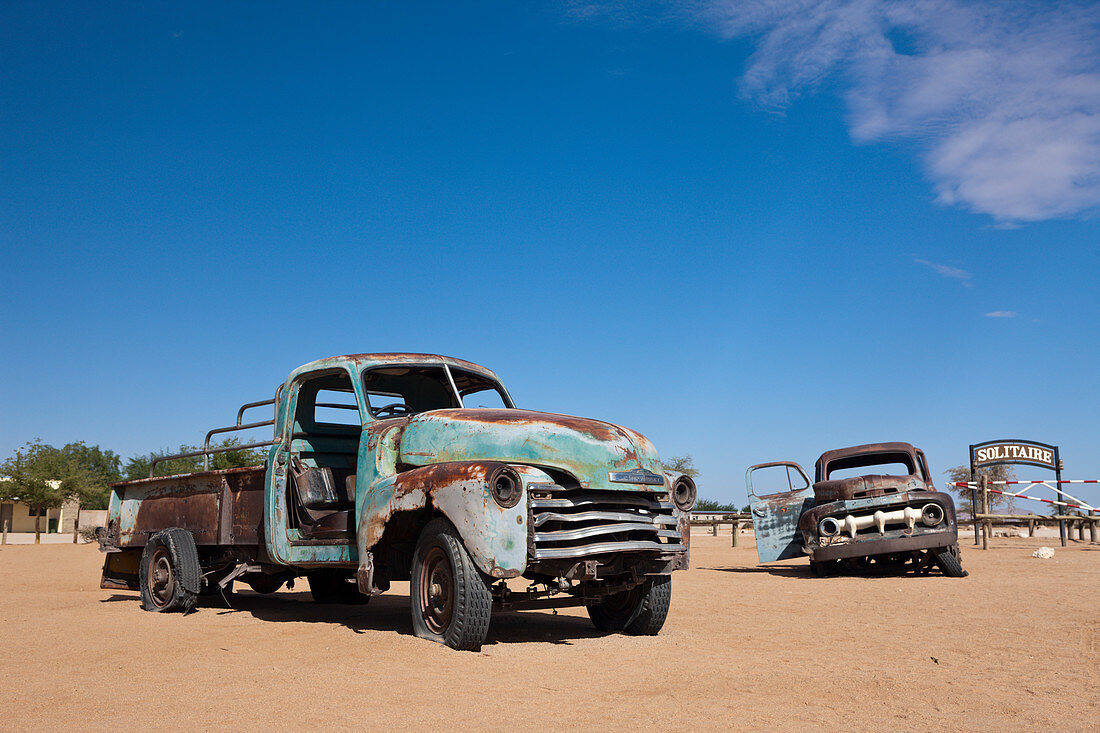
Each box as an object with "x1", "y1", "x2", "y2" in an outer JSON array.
[
  {"x1": 824, "y1": 451, "x2": 921, "y2": 480},
  {"x1": 361, "y1": 363, "x2": 514, "y2": 418}
]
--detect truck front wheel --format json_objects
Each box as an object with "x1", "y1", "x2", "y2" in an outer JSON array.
[
  {"x1": 933, "y1": 544, "x2": 968, "y2": 577},
  {"x1": 586, "y1": 575, "x2": 672, "y2": 636},
  {"x1": 410, "y1": 518, "x2": 491, "y2": 651},
  {"x1": 139, "y1": 528, "x2": 201, "y2": 613}
]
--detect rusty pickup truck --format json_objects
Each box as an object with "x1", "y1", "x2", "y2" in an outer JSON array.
[
  {"x1": 98, "y1": 353, "x2": 696, "y2": 650},
  {"x1": 746, "y1": 442, "x2": 966, "y2": 576}
]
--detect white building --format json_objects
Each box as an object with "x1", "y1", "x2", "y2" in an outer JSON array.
[{"x1": 0, "y1": 479, "x2": 80, "y2": 534}]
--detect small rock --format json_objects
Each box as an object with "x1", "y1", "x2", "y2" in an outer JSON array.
[{"x1": 1032, "y1": 547, "x2": 1055, "y2": 559}]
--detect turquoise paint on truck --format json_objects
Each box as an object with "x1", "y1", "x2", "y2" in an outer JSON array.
[{"x1": 98, "y1": 353, "x2": 695, "y2": 649}]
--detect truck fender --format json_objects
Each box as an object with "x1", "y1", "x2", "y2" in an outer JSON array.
[{"x1": 356, "y1": 461, "x2": 534, "y2": 583}]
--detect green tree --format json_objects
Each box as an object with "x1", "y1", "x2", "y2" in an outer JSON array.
[
  {"x1": 661, "y1": 454, "x2": 700, "y2": 479},
  {"x1": 0, "y1": 440, "x2": 95, "y2": 543},
  {"x1": 945, "y1": 464, "x2": 1017, "y2": 519},
  {"x1": 693, "y1": 498, "x2": 740, "y2": 512},
  {"x1": 124, "y1": 438, "x2": 266, "y2": 480},
  {"x1": 59, "y1": 442, "x2": 121, "y2": 510}
]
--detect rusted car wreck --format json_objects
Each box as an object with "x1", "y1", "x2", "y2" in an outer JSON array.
[
  {"x1": 746, "y1": 442, "x2": 966, "y2": 576},
  {"x1": 98, "y1": 353, "x2": 696, "y2": 650}
]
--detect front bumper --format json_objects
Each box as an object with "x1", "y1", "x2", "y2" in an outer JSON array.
[{"x1": 801, "y1": 491, "x2": 958, "y2": 562}]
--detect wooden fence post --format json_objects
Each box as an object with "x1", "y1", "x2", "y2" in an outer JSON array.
[
  {"x1": 981, "y1": 475, "x2": 990, "y2": 550},
  {"x1": 1, "y1": 519, "x2": 7, "y2": 545},
  {"x1": 732, "y1": 521, "x2": 739, "y2": 547},
  {"x1": 1028, "y1": 519, "x2": 1035, "y2": 537}
]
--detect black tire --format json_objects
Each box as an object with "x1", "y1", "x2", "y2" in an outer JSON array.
[
  {"x1": 410, "y1": 518, "x2": 492, "y2": 651},
  {"x1": 933, "y1": 544, "x2": 968, "y2": 577},
  {"x1": 139, "y1": 528, "x2": 201, "y2": 613},
  {"x1": 586, "y1": 575, "x2": 672, "y2": 636},
  {"x1": 306, "y1": 570, "x2": 369, "y2": 604}
]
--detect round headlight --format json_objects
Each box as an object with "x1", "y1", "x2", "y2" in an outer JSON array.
[
  {"x1": 818, "y1": 516, "x2": 841, "y2": 537},
  {"x1": 489, "y1": 465, "x2": 522, "y2": 509},
  {"x1": 920, "y1": 503, "x2": 944, "y2": 527},
  {"x1": 672, "y1": 475, "x2": 697, "y2": 512}
]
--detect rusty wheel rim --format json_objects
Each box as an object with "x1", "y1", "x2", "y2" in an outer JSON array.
[
  {"x1": 147, "y1": 546, "x2": 175, "y2": 609},
  {"x1": 419, "y1": 546, "x2": 454, "y2": 635},
  {"x1": 602, "y1": 586, "x2": 639, "y2": 614}
]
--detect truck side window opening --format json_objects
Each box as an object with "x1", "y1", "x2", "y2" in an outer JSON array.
[
  {"x1": 314, "y1": 388, "x2": 359, "y2": 426},
  {"x1": 751, "y1": 464, "x2": 809, "y2": 495},
  {"x1": 288, "y1": 370, "x2": 359, "y2": 539}
]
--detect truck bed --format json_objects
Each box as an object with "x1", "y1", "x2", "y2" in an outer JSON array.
[{"x1": 104, "y1": 465, "x2": 266, "y2": 548}]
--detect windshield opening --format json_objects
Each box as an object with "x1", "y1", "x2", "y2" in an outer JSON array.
[
  {"x1": 362, "y1": 366, "x2": 511, "y2": 418},
  {"x1": 825, "y1": 451, "x2": 919, "y2": 481}
]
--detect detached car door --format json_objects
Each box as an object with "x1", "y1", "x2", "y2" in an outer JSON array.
[{"x1": 746, "y1": 462, "x2": 814, "y2": 563}]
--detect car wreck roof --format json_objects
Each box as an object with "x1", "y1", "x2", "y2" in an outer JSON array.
[
  {"x1": 816, "y1": 442, "x2": 919, "y2": 467},
  {"x1": 292, "y1": 353, "x2": 500, "y2": 379}
]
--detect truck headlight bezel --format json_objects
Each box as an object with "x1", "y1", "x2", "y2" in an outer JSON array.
[
  {"x1": 672, "y1": 475, "x2": 697, "y2": 512},
  {"x1": 489, "y1": 465, "x2": 523, "y2": 509}
]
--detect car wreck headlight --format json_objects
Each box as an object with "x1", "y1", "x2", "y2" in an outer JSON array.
[
  {"x1": 920, "y1": 502, "x2": 944, "y2": 527},
  {"x1": 489, "y1": 465, "x2": 523, "y2": 509},
  {"x1": 818, "y1": 516, "x2": 841, "y2": 537},
  {"x1": 672, "y1": 475, "x2": 697, "y2": 512}
]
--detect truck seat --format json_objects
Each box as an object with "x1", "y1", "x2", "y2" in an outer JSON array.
[
  {"x1": 300, "y1": 509, "x2": 354, "y2": 538},
  {"x1": 291, "y1": 458, "x2": 357, "y2": 539}
]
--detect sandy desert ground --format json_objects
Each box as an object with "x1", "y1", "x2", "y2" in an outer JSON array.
[{"x1": 1, "y1": 533, "x2": 1096, "y2": 731}]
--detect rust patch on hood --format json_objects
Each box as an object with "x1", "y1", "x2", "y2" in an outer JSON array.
[
  {"x1": 420, "y1": 408, "x2": 630, "y2": 444},
  {"x1": 392, "y1": 461, "x2": 500, "y2": 496},
  {"x1": 814, "y1": 474, "x2": 926, "y2": 502}
]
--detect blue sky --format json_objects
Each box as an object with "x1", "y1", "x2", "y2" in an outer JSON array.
[{"x1": 1, "y1": 1, "x2": 1098, "y2": 507}]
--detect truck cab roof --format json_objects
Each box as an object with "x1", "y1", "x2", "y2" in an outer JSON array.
[{"x1": 290, "y1": 353, "x2": 502, "y2": 382}]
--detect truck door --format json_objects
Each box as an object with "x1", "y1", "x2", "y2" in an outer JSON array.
[{"x1": 746, "y1": 462, "x2": 814, "y2": 563}]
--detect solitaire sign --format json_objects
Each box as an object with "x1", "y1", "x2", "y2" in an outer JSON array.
[{"x1": 973, "y1": 443, "x2": 1056, "y2": 470}]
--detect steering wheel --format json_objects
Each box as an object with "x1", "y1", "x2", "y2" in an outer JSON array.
[{"x1": 375, "y1": 403, "x2": 411, "y2": 417}]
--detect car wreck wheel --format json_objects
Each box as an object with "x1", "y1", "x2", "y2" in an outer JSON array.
[
  {"x1": 138, "y1": 527, "x2": 201, "y2": 614},
  {"x1": 933, "y1": 543, "x2": 968, "y2": 577},
  {"x1": 586, "y1": 575, "x2": 671, "y2": 636},
  {"x1": 411, "y1": 518, "x2": 492, "y2": 651},
  {"x1": 419, "y1": 546, "x2": 454, "y2": 634}
]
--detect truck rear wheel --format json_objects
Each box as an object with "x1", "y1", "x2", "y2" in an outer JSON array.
[
  {"x1": 933, "y1": 544, "x2": 968, "y2": 577},
  {"x1": 586, "y1": 575, "x2": 671, "y2": 636},
  {"x1": 139, "y1": 528, "x2": 201, "y2": 613},
  {"x1": 306, "y1": 570, "x2": 369, "y2": 604},
  {"x1": 411, "y1": 518, "x2": 491, "y2": 651}
]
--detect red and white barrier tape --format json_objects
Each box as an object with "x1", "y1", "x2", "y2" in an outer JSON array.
[
  {"x1": 947, "y1": 481, "x2": 1097, "y2": 512},
  {"x1": 992, "y1": 480, "x2": 1098, "y2": 484}
]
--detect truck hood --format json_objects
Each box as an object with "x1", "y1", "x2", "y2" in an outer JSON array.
[
  {"x1": 396, "y1": 408, "x2": 667, "y2": 491},
  {"x1": 813, "y1": 474, "x2": 929, "y2": 503}
]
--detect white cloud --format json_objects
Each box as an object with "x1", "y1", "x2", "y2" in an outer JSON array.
[
  {"x1": 686, "y1": 0, "x2": 1100, "y2": 223},
  {"x1": 984, "y1": 311, "x2": 1018, "y2": 318},
  {"x1": 914, "y1": 258, "x2": 971, "y2": 286}
]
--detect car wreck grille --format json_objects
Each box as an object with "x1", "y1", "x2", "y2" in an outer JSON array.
[{"x1": 527, "y1": 487, "x2": 683, "y2": 560}]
